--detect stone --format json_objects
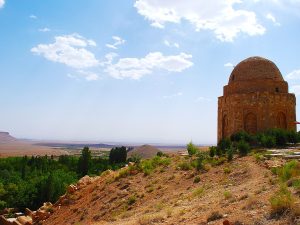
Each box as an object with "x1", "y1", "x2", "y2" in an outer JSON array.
[
  {"x1": 67, "y1": 184, "x2": 77, "y2": 194},
  {"x1": 218, "y1": 56, "x2": 296, "y2": 141}
]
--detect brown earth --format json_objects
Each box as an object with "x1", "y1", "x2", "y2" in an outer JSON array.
[
  {"x1": 0, "y1": 132, "x2": 68, "y2": 157},
  {"x1": 41, "y1": 155, "x2": 297, "y2": 225}
]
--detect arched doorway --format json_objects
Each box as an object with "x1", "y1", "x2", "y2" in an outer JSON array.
[
  {"x1": 277, "y1": 112, "x2": 287, "y2": 129},
  {"x1": 244, "y1": 113, "x2": 257, "y2": 134},
  {"x1": 222, "y1": 115, "x2": 229, "y2": 138}
]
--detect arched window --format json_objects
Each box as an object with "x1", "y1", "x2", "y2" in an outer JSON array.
[{"x1": 244, "y1": 113, "x2": 257, "y2": 134}]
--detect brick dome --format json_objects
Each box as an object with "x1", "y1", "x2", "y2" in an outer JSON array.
[{"x1": 228, "y1": 56, "x2": 284, "y2": 83}]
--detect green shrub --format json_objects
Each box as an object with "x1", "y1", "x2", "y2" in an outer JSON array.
[
  {"x1": 192, "y1": 187, "x2": 204, "y2": 197},
  {"x1": 218, "y1": 138, "x2": 231, "y2": 154},
  {"x1": 127, "y1": 154, "x2": 142, "y2": 164},
  {"x1": 227, "y1": 146, "x2": 233, "y2": 161},
  {"x1": 195, "y1": 152, "x2": 206, "y2": 171},
  {"x1": 230, "y1": 131, "x2": 252, "y2": 142},
  {"x1": 278, "y1": 160, "x2": 300, "y2": 182},
  {"x1": 156, "y1": 151, "x2": 164, "y2": 157},
  {"x1": 270, "y1": 185, "x2": 294, "y2": 215},
  {"x1": 177, "y1": 161, "x2": 192, "y2": 171},
  {"x1": 259, "y1": 134, "x2": 276, "y2": 148},
  {"x1": 265, "y1": 129, "x2": 287, "y2": 146},
  {"x1": 287, "y1": 130, "x2": 299, "y2": 144},
  {"x1": 209, "y1": 146, "x2": 216, "y2": 157},
  {"x1": 187, "y1": 141, "x2": 198, "y2": 156},
  {"x1": 127, "y1": 195, "x2": 136, "y2": 205},
  {"x1": 237, "y1": 140, "x2": 250, "y2": 156},
  {"x1": 193, "y1": 176, "x2": 200, "y2": 183}
]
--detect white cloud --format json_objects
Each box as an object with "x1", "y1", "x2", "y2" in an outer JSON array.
[
  {"x1": 134, "y1": 0, "x2": 266, "y2": 42},
  {"x1": 39, "y1": 27, "x2": 51, "y2": 32},
  {"x1": 164, "y1": 40, "x2": 179, "y2": 48},
  {"x1": 31, "y1": 33, "x2": 99, "y2": 69},
  {"x1": 266, "y1": 13, "x2": 280, "y2": 26},
  {"x1": 224, "y1": 62, "x2": 234, "y2": 68},
  {"x1": 286, "y1": 69, "x2": 300, "y2": 80},
  {"x1": 30, "y1": 14, "x2": 37, "y2": 19},
  {"x1": 105, "y1": 52, "x2": 193, "y2": 79},
  {"x1": 106, "y1": 36, "x2": 126, "y2": 50},
  {"x1": 163, "y1": 92, "x2": 183, "y2": 99},
  {"x1": 196, "y1": 97, "x2": 211, "y2": 102},
  {"x1": 290, "y1": 85, "x2": 300, "y2": 96},
  {"x1": 77, "y1": 70, "x2": 99, "y2": 81},
  {"x1": 0, "y1": 0, "x2": 5, "y2": 8}
]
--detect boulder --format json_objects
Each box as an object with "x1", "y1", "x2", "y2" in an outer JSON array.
[{"x1": 16, "y1": 216, "x2": 32, "y2": 225}]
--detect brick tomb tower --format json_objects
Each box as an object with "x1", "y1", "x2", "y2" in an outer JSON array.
[{"x1": 218, "y1": 56, "x2": 296, "y2": 142}]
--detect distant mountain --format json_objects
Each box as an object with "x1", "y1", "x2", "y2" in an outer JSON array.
[
  {"x1": 33, "y1": 142, "x2": 115, "y2": 149},
  {"x1": 0, "y1": 132, "x2": 17, "y2": 143},
  {"x1": 127, "y1": 144, "x2": 161, "y2": 159}
]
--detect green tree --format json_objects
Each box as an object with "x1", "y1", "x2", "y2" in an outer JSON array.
[
  {"x1": 78, "y1": 146, "x2": 92, "y2": 177},
  {"x1": 109, "y1": 146, "x2": 127, "y2": 164},
  {"x1": 187, "y1": 141, "x2": 198, "y2": 156}
]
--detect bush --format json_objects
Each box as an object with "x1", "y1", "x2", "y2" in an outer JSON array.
[
  {"x1": 140, "y1": 156, "x2": 171, "y2": 175},
  {"x1": 195, "y1": 152, "x2": 206, "y2": 171},
  {"x1": 218, "y1": 138, "x2": 231, "y2": 154},
  {"x1": 127, "y1": 153, "x2": 142, "y2": 164},
  {"x1": 231, "y1": 131, "x2": 252, "y2": 143},
  {"x1": 156, "y1": 151, "x2": 164, "y2": 157},
  {"x1": 209, "y1": 146, "x2": 216, "y2": 158},
  {"x1": 177, "y1": 161, "x2": 192, "y2": 171},
  {"x1": 237, "y1": 140, "x2": 250, "y2": 156},
  {"x1": 265, "y1": 129, "x2": 287, "y2": 146},
  {"x1": 259, "y1": 134, "x2": 276, "y2": 148},
  {"x1": 127, "y1": 195, "x2": 136, "y2": 205},
  {"x1": 193, "y1": 176, "x2": 200, "y2": 183},
  {"x1": 277, "y1": 160, "x2": 300, "y2": 182},
  {"x1": 287, "y1": 130, "x2": 299, "y2": 144},
  {"x1": 227, "y1": 146, "x2": 233, "y2": 161},
  {"x1": 270, "y1": 185, "x2": 294, "y2": 215},
  {"x1": 187, "y1": 141, "x2": 198, "y2": 156}
]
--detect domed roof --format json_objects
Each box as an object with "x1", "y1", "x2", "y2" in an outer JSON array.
[{"x1": 229, "y1": 56, "x2": 284, "y2": 83}]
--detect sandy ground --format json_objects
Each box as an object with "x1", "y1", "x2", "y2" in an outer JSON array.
[{"x1": 0, "y1": 141, "x2": 68, "y2": 157}]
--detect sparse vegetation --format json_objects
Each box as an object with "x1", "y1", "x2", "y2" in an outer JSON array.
[
  {"x1": 193, "y1": 176, "x2": 200, "y2": 183},
  {"x1": 187, "y1": 141, "x2": 198, "y2": 156},
  {"x1": 270, "y1": 185, "x2": 294, "y2": 216}
]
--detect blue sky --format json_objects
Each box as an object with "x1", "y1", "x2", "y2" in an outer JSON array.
[{"x1": 0, "y1": 0, "x2": 300, "y2": 145}]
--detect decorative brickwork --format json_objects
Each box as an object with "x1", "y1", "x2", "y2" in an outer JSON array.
[{"x1": 218, "y1": 56, "x2": 296, "y2": 142}]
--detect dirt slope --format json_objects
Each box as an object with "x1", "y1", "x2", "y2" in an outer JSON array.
[{"x1": 42, "y1": 156, "x2": 294, "y2": 225}]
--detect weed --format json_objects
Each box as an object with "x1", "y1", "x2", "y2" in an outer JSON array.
[
  {"x1": 127, "y1": 195, "x2": 137, "y2": 205},
  {"x1": 224, "y1": 191, "x2": 232, "y2": 199},
  {"x1": 269, "y1": 185, "x2": 294, "y2": 216},
  {"x1": 223, "y1": 167, "x2": 232, "y2": 174},
  {"x1": 207, "y1": 211, "x2": 223, "y2": 222},
  {"x1": 193, "y1": 176, "x2": 201, "y2": 183},
  {"x1": 177, "y1": 161, "x2": 192, "y2": 171},
  {"x1": 192, "y1": 187, "x2": 204, "y2": 198}
]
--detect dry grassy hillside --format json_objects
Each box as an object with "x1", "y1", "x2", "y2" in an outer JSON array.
[{"x1": 41, "y1": 154, "x2": 299, "y2": 225}]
